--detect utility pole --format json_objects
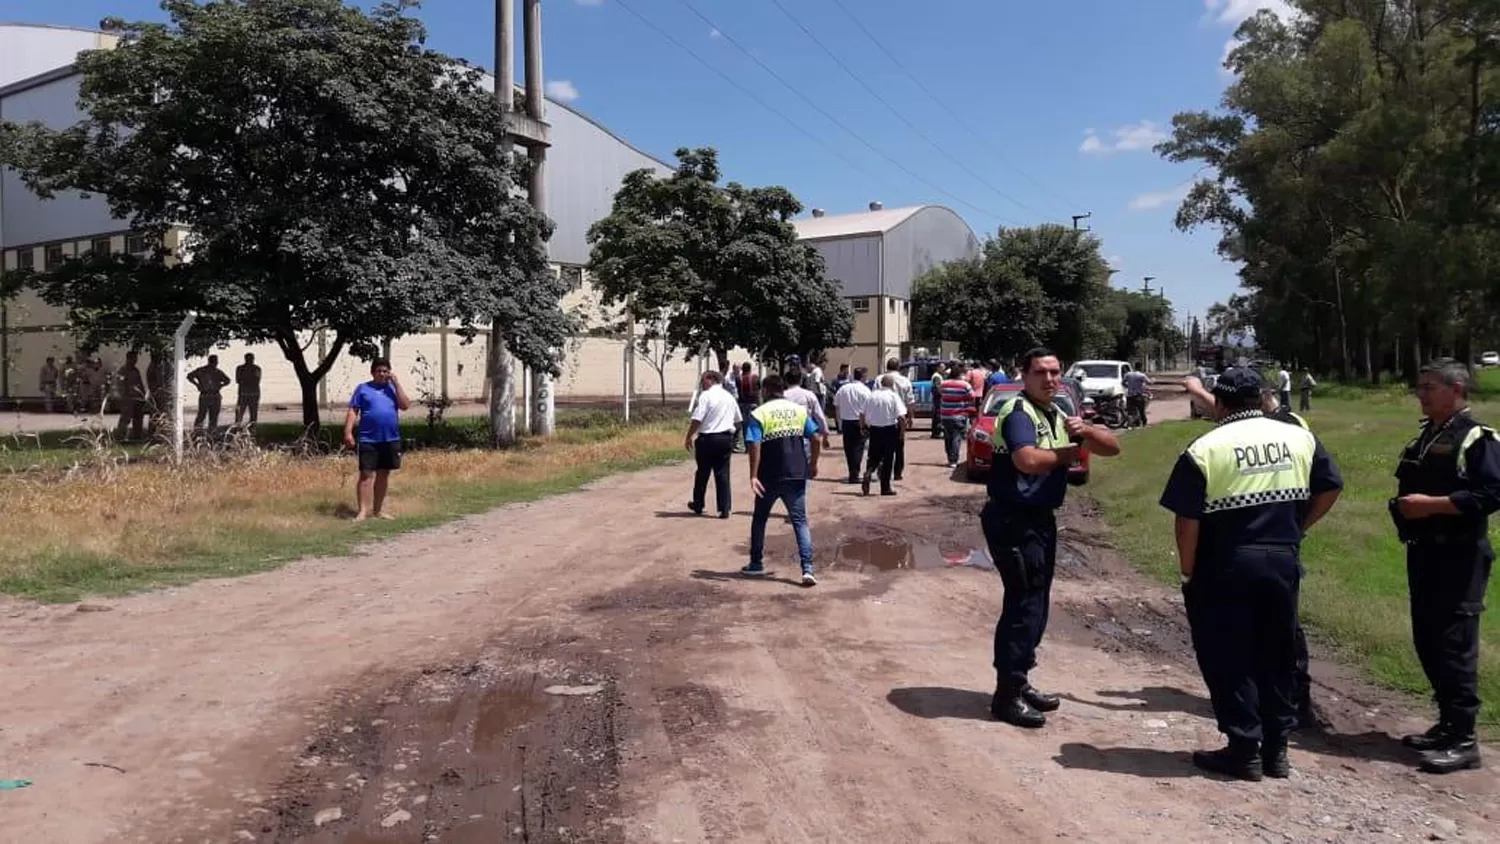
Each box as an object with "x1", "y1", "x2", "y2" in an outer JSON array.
[
  {"x1": 1071, "y1": 212, "x2": 1092, "y2": 231},
  {"x1": 490, "y1": 0, "x2": 553, "y2": 443}
]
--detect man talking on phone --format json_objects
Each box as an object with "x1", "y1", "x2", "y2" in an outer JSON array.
[
  {"x1": 985, "y1": 347, "x2": 1121, "y2": 727},
  {"x1": 343, "y1": 358, "x2": 411, "y2": 521}
]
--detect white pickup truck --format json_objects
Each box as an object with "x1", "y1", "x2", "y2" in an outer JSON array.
[{"x1": 1068, "y1": 360, "x2": 1134, "y2": 399}]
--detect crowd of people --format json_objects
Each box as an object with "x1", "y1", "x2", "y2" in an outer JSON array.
[
  {"x1": 35, "y1": 351, "x2": 264, "y2": 440},
  {"x1": 684, "y1": 349, "x2": 1495, "y2": 780}
]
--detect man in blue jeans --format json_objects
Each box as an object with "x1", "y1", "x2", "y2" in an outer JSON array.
[
  {"x1": 742, "y1": 375, "x2": 823, "y2": 586},
  {"x1": 343, "y1": 358, "x2": 411, "y2": 521}
]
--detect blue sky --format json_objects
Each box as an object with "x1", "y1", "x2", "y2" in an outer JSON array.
[{"x1": 2, "y1": 0, "x2": 1292, "y2": 323}]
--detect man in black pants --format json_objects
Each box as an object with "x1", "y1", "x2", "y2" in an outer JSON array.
[
  {"x1": 833, "y1": 366, "x2": 872, "y2": 484},
  {"x1": 685, "y1": 370, "x2": 740, "y2": 518},
  {"x1": 1392, "y1": 358, "x2": 1500, "y2": 774}
]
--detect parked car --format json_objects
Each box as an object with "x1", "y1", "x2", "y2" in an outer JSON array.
[
  {"x1": 1067, "y1": 359, "x2": 1134, "y2": 402},
  {"x1": 965, "y1": 382, "x2": 1091, "y2": 485},
  {"x1": 1481, "y1": 351, "x2": 1499, "y2": 367}
]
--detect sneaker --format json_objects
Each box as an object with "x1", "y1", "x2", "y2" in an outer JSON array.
[
  {"x1": 740, "y1": 564, "x2": 767, "y2": 577},
  {"x1": 947, "y1": 462, "x2": 958, "y2": 469},
  {"x1": 801, "y1": 570, "x2": 817, "y2": 587}
]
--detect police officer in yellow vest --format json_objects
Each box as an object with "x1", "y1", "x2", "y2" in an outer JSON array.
[
  {"x1": 1391, "y1": 358, "x2": 1500, "y2": 774},
  {"x1": 986, "y1": 347, "x2": 1121, "y2": 728},
  {"x1": 1160, "y1": 367, "x2": 1344, "y2": 780},
  {"x1": 742, "y1": 375, "x2": 824, "y2": 587}
]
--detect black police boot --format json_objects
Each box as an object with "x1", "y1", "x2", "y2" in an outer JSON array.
[
  {"x1": 1192, "y1": 739, "x2": 1263, "y2": 782},
  {"x1": 1419, "y1": 736, "x2": 1482, "y2": 775},
  {"x1": 991, "y1": 686, "x2": 1047, "y2": 729},
  {"x1": 1021, "y1": 683, "x2": 1061, "y2": 713},
  {"x1": 1260, "y1": 736, "x2": 1290, "y2": 779},
  {"x1": 1401, "y1": 721, "x2": 1453, "y2": 751}
]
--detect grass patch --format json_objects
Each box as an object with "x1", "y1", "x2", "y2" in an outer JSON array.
[
  {"x1": 1087, "y1": 397, "x2": 1500, "y2": 729},
  {"x1": 0, "y1": 411, "x2": 684, "y2": 603}
]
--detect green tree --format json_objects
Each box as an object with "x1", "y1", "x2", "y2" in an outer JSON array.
[
  {"x1": 910, "y1": 240, "x2": 1054, "y2": 362},
  {"x1": 587, "y1": 147, "x2": 852, "y2": 369},
  {"x1": 990, "y1": 225, "x2": 1115, "y2": 362},
  {"x1": 0, "y1": 0, "x2": 562, "y2": 430}
]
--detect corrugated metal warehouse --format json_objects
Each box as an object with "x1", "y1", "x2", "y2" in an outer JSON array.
[{"x1": 0, "y1": 22, "x2": 747, "y2": 411}]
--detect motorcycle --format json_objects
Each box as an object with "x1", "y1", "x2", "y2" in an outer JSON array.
[
  {"x1": 1124, "y1": 391, "x2": 1153, "y2": 429},
  {"x1": 1092, "y1": 393, "x2": 1127, "y2": 429}
]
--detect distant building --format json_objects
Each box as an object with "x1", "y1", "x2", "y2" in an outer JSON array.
[
  {"x1": 795, "y1": 203, "x2": 980, "y2": 371},
  {"x1": 0, "y1": 22, "x2": 749, "y2": 410}
]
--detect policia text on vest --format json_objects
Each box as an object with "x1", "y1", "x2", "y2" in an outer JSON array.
[
  {"x1": 1160, "y1": 365, "x2": 1345, "y2": 783},
  {"x1": 983, "y1": 349, "x2": 1121, "y2": 730},
  {"x1": 1388, "y1": 360, "x2": 1500, "y2": 775}
]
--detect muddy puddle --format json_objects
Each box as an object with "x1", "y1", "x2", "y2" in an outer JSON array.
[{"x1": 245, "y1": 656, "x2": 626, "y2": 844}]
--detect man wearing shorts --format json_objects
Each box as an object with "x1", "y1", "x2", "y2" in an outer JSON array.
[{"x1": 343, "y1": 358, "x2": 411, "y2": 521}]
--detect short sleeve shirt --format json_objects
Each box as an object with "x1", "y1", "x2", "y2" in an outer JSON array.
[
  {"x1": 987, "y1": 400, "x2": 1070, "y2": 509},
  {"x1": 349, "y1": 381, "x2": 402, "y2": 443}
]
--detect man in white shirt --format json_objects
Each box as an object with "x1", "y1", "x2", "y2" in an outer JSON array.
[
  {"x1": 833, "y1": 366, "x2": 874, "y2": 483},
  {"x1": 884, "y1": 357, "x2": 915, "y2": 481},
  {"x1": 1277, "y1": 366, "x2": 1293, "y2": 412},
  {"x1": 861, "y1": 374, "x2": 908, "y2": 496},
  {"x1": 784, "y1": 362, "x2": 833, "y2": 492},
  {"x1": 685, "y1": 370, "x2": 742, "y2": 518}
]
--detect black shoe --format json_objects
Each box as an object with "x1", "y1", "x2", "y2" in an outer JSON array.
[
  {"x1": 1261, "y1": 739, "x2": 1290, "y2": 779},
  {"x1": 861, "y1": 473, "x2": 871, "y2": 496},
  {"x1": 1192, "y1": 745, "x2": 1263, "y2": 782},
  {"x1": 881, "y1": 489, "x2": 896, "y2": 496},
  {"x1": 718, "y1": 512, "x2": 731, "y2": 520},
  {"x1": 990, "y1": 693, "x2": 1047, "y2": 729},
  {"x1": 686, "y1": 502, "x2": 704, "y2": 516},
  {"x1": 1420, "y1": 739, "x2": 1482, "y2": 774},
  {"x1": 1021, "y1": 684, "x2": 1061, "y2": 713},
  {"x1": 893, "y1": 475, "x2": 903, "y2": 481},
  {"x1": 1401, "y1": 722, "x2": 1453, "y2": 751}
]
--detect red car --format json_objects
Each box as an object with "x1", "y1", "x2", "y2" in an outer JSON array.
[{"x1": 965, "y1": 382, "x2": 1091, "y2": 485}]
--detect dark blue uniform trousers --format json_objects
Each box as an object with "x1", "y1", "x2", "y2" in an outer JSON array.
[
  {"x1": 1407, "y1": 537, "x2": 1493, "y2": 735},
  {"x1": 982, "y1": 502, "x2": 1057, "y2": 690},
  {"x1": 1185, "y1": 545, "x2": 1302, "y2": 743}
]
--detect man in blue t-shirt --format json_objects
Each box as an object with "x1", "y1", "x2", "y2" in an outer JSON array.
[{"x1": 342, "y1": 358, "x2": 411, "y2": 521}]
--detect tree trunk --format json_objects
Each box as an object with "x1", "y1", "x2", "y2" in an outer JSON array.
[
  {"x1": 275, "y1": 327, "x2": 346, "y2": 434},
  {"x1": 298, "y1": 375, "x2": 320, "y2": 432},
  {"x1": 714, "y1": 347, "x2": 729, "y2": 374},
  {"x1": 1364, "y1": 331, "x2": 1377, "y2": 385},
  {"x1": 488, "y1": 326, "x2": 518, "y2": 448}
]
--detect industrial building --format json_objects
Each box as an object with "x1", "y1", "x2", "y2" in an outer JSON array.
[
  {"x1": 1, "y1": 22, "x2": 980, "y2": 413},
  {"x1": 0, "y1": 21, "x2": 736, "y2": 413},
  {"x1": 795, "y1": 203, "x2": 981, "y2": 372}
]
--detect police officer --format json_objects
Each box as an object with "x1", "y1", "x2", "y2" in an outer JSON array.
[
  {"x1": 1392, "y1": 358, "x2": 1500, "y2": 774},
  {"x1": 1186, "y1": 375, "x2": 1318, "y2": 728},
  {"x1": 1160, "y1": 367, "x2": 1344, "y2": 780},
  {"x1": 986, "y1": 348, "x2": 1121, "y2": 727}
]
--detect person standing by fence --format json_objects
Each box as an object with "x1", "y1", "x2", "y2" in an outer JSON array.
[
  {"x1": 235, "y1": 353, "x2": 262, "y2": 428},
  {"x1": 189, "y1": 355, "x2": 232, "y2": 434}
]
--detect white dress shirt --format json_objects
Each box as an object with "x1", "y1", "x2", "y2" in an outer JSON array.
[
  {"x1": 691, "y1": 385, "x2": 742, "y2": 434},
  {"x1": 886, "y1": 372, "x2": 914, "y2": 411},
  {"x1": 863, "y1": 389, "x2": 907, "y2": 428},
  {"x1": 834, "y1": 380, "x2": 873, "y2": 422}
]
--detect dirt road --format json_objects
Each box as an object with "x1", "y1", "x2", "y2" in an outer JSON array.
[{"x1": 2, "y1": 397, "x2": 1496, "y2": 843}]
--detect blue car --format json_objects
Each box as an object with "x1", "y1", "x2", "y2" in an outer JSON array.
[{"x1": 901, "y1": 357, "x2": 951, "y2": 418}]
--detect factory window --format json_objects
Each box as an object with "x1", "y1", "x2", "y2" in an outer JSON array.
[
  {"x1": 851, "y1": 297, "x2": 870, "y2": 313},
  {"x1": 89, "y1": 237, "x2": 112, "y2": 257},
  {"x1": 126, "y1": 234, "x2": 154, "y2": 256},
  {"x1": 45, "y1": 244, "x2": 65, "y2": 270},
  {"x1": 16, "y1": 250, "x2": 35, "y2": 271}
]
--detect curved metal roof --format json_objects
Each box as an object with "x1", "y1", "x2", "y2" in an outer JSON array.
[{"x1": 794, "y1": 205, "x2": 937, "y2": 240}]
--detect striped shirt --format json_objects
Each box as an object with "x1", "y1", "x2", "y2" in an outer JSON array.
[{"x1": 938, "y1": 379, "x2": 975, "y2": 418}]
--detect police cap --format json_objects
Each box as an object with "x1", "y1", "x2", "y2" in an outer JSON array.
[{"x1": 1211, "y1": 366, "x2": 1263, "y2": 400}]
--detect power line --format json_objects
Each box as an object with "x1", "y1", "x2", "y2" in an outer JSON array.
[
  {"x1": 766, "y1": 0, "x2": 1052, "y2": 221},
  {"x1": 607, "y1": 0, "x2": 898, "y2": 200},
  {"x1": 825, "y1": 0, "x2": 1085, "y2": 214},
  {"x1": 673, "y1": 0, "x2": 1014, "y2": 226}
]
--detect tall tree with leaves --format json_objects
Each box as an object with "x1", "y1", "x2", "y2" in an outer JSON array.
[
  {"x1": 910, "y1": 239, "x2": 1055, "y2": 362},
  {"x1": 0, "y1": 0, "x2": 564, "y2": 432},
  {"x1": 587, "y1": 147, "x2": 852, "y2": 370}
]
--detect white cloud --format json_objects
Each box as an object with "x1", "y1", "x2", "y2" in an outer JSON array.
[
  {"x1": 1203, "y1": 0, "x2": 1293, "y2": 26},
  {"x1": 545, "y1": 80, "x2": 580, "y2": 102},
  {"x1": 1080, "y1": 121, "x2": 1168, "y2": 156},
  {"x1": 1205, "y1": 0, "x2": 1295, "y2": 75},
  {"x1": 709, "y1": 28, "x2": 722, "y2": 39},
  {"x1": 1128, "y1": 183, "x2": 1191, "y2": 212}
]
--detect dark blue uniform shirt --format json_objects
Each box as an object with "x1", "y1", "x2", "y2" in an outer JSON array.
[
  {"x1": 1159, "y1": 414, "x2": 1344, "y2": 559},
  {"x1": 987, "y1": 400, "x2": 1069, "y2": 510}
]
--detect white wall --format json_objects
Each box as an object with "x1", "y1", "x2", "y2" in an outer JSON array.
[{"x1": 0, "y1": 25, "x2": 113, "y2": 88}]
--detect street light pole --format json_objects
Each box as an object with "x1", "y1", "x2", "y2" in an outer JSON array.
[{"x1": 1071, "y1": 212, "x2": 1092, "y2": 231}]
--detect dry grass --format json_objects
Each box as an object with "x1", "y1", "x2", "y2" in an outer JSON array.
[{"x1": 0, "y1": 422, "x2": 682, "y2": 602}]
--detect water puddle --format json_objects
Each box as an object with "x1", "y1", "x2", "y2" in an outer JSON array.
[
  {"x1": 474, "y1": 680, "x2": 551, "y2": 753},
  {"x1": 833, "y1": 533, "x2": 992, "y2": 573}
]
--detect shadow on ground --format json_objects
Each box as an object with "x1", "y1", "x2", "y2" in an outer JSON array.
[
  {"x1": 886, "y1": 686, "x2": 991, "y2": 721},
  {"x1": 1059, "y1": 686, "x2": 1214, "y2": 718},
  {"x1": 1052, "y1": 742, "x2": 1200, "y2": 779}
]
